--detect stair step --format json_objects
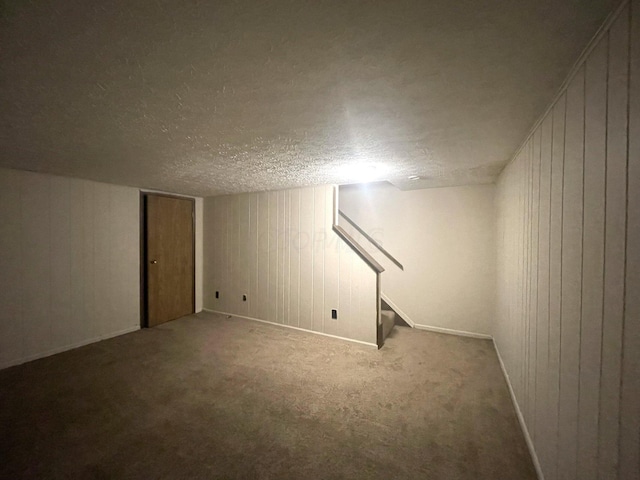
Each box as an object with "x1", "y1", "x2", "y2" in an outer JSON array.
[
  {"x1": 380, "y1": 309, "x2": 396, "y2": 323},
  {"x1": 382, "y1": 299, "x2": 411, "y2": 327},
  {"x1": 380, "y1": 309, "x2": 395, "y2": 341}
]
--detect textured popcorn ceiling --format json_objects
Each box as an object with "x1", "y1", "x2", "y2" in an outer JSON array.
[{"x1": 0, "y1": 0, "x2": 618, "y2": 196}]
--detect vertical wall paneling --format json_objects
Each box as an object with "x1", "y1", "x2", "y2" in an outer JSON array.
[
  {"x1": 257, "y1": 193, "x2": 269, "y2": 322},
  {"x1": 526, "y1": 138, "x2": 533, "y2": 425},
  {"x1": 267, "y1": 192, "x2": 278, "y2": 323},
  {"x1": 519, "y1": 143, "x2": 528, "y2": 430},
  {"x1": 226, "y1": 196, "x2": 233, "y2": 313},
  {"x1": 277, "y1": 191, "x2": 286, "y2": 324},
  {"x1": 211, "y1": 196, "x2": 221, "y2": 311},
  {"x1": 289, "y1": 190, "x2": 301, "y2": 328},
  {"x1": 535, "y1": 113, "x2": 553, "y2": 473},
  {"x1": 0, "y1": 169, "x2": 23, "y2": 365},
  {"x1": 620, "y1": 0, "x2": 640, "y2": 476},
  {"x1": 516, "y1": 145, "x2": 524, "y2": 418},
  {"x1": 283, "y1": 192, "x2": 291, "y2": 326},
  {"x1": 215, "y1": 196, "x2": 226, "y2": 313},
  {"x1": 68, "y1": 180, "x2": 87, "y2": 345},
  {"x1": 82, "y1": 182, "x2": 97, "y2": 339},
  {"x1": 22, "y1": 173, "x2": 52, "y2": 357},
  {"x1": 518, "y1": 142, "x2": 526, "y2": 421},
  {"x1": 229, "y1": 196, "x2": 240, "y2": 314},
  {"x1": 229, "y1": 196, "x2": 238, "y2": 313},
  {"x1": 324, "y1": 187, "x2": 339, "y2": 337},
  {"x1": 338, "y1": 241, "x2": 351, "y2": 340},
  {"x1": 523, "y1": 144, "x2": 529, "y2": 413},
  {"x1": 195, "y1": 197, "x2": 204, "y2": 313},
  {"x1": 298, "y1": 188, "x2": 314, "y2": 331},
  {"x1": 577, "y1": 35, "x2": 608, "y2": 480},
  {"x1": 348, "y1": 253, "x2": 361, "y2": 342},
  {"x1": 248, "y1": 194, "x2": 258, "y2": 319},
  {"x1": 113, "y1": 186, "x2": 140, "y2": 331},
  {"x1": 0, "y1": 168, "x2": 140, "y2": 369},
  {"x1": 203, "y1": 185, "x2": 377, "y2": 346},
  {"x1": 49, "y1": 176, "x2": 72, "y2": 348},
  {"x1": 599, "y1": 6, "x2": 630, "y2": 477},
  {"x1": 495, "y1": 4, "x2": 638, "y2": 478},
  {"x1": 547, "y1": 94, "x2": 567, "y2": 480},
  {"x1": 312, "y1": 187, "x2": 325, "y2": 332},
  {"x1": 225, "y1": 196, "x2": 234, "y2": 313},
  {"x1": 237, "y1": 194, "x2": 250, "y2": 317},
  {"x1": 523, "y1": 144, "x2": 529, "y2": 411},
  {"x1": 226, "y1": 196, "x2": 234, "y2": 312},
  {"x1": 530, "y1": 131, "x2": 541, "y2": 442},
  {"x1": 202, "y1": 195, "x2": 214, "y2": 308},
  {"x1": 212, "y1": 195, "x2": 223, "y2": 310},
  {"x1": 558, "y1": 65, "x2": 585, "y2": 480},
  {"x1": 94, "y1": 182, "x2": 111, "y2": 337}
]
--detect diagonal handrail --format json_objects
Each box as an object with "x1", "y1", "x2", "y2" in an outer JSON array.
[
  {"x1": 332, "y1": 225, "x2": 384, "y2": 274},
  {"x1": 338, "y1": 210, "x2": 404, "y2": 271}
]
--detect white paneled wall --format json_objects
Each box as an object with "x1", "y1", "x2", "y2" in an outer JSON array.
[
  {"x1": 203, "y1": 185, "x2": 378, "y2": 346},
  {"x1": 0, "y1": 168, "x2": 140, "y2": 369},
  {"x1": 195, "y1": 197, "x2": 204, "y2": 312},
  {"x1": 494, "y1": 3, "x2": 639, "y2": 479}
]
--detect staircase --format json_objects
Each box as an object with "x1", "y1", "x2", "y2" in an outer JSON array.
[
  {"x1": 332, "y1": 185, "x2": 411, "y2": 348},
  {"x1": 380, "y1": 309, "x2": 396, "y2": 341},
  {"x1": 380, "y1": 299, "x2": 410, "y2": 342}
]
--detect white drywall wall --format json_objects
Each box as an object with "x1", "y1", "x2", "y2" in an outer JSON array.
[{"x1": 339, "y1": 183, "x2": 496, "y2": 336}]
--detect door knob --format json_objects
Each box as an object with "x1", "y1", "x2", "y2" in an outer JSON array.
[{"x1": 150, "y1": 260, "x2": 158, "y2": 264}]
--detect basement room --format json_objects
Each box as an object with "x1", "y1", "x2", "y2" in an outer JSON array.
[{"x1": 0, "y1": 0, "x2": 638, "y2": 479}]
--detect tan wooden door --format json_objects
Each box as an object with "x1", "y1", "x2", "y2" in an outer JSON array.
[{"x1": 145, "y1": 194, "x2": 194, "y2": 327}]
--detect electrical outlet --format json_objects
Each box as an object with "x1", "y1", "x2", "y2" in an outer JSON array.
[
  {"x1": 331, "y1": 309, "x2": 337, "y2": 319},
  {"x1": 242, "y1": 294, "x2": 247, "y2": 302}
]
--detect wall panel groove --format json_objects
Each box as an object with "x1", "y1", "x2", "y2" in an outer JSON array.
[
  {"x1": 495, "y1": 4, "x2": 638, "y2": 478},
  {"x1": 619, "y1": 1, "x2": 640, "y2": 476},
  {"x1": 204, "y1": 185, "x2": 377, "y2": 346},
  {"x1": 0, "y1": 168, "x2": 140, "y2": 369}
]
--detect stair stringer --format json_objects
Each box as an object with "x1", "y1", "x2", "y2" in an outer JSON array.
[{"x1": 380, "y1": 293, "x2": 416, "y2": 328}]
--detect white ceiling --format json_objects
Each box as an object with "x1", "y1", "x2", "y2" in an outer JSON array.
[{"x1": 0, "y1": 0, "x2": 619, "y2": 196}]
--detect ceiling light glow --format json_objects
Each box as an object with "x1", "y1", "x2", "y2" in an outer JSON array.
[{"x1": 338, "y1": 162, "x2": 391, "y2": 184}]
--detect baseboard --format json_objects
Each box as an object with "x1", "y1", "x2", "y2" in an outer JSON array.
[
  {"x1": 380, "y1": 293, "x2": 416, "y2": 327},
  {"x1": 493, "y1": 340, "x2": 544, "y2": 480},
  {"x1": 0, "y1": 325, "x2": 141, "y2": 371},
  {"x1": 413, "y1": 323, "x2": 492, "y2": 340},
  {"x1": 380, "y1": 295, "x2": 491, "y2": 340},
  {"x1": 202, "y1": 308, "x2": 377, "y2": 348}
]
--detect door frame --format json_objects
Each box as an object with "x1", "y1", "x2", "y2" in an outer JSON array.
[{"x1": 140, "y1": 192, "x2": 196, "y2": 328}]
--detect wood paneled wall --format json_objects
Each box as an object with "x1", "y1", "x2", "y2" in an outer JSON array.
[
  {"x1": 203, "y1": 185, "x2": 378, "y2": 346},
  {"x1": 494, "y1": 3, "x2": 639, "y2": 478},
  {"x1": 0, "y1": 168, "x2": 140, "y2": 369}
]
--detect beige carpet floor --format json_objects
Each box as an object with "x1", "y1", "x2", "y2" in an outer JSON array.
[{"x1": 0, "y1": 312, "x2": 536, "y2": 479}]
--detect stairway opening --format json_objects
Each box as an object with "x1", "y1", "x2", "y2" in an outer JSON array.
[{"x1": 380, "y1": 298, "x2": 411, "y2": 343}]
